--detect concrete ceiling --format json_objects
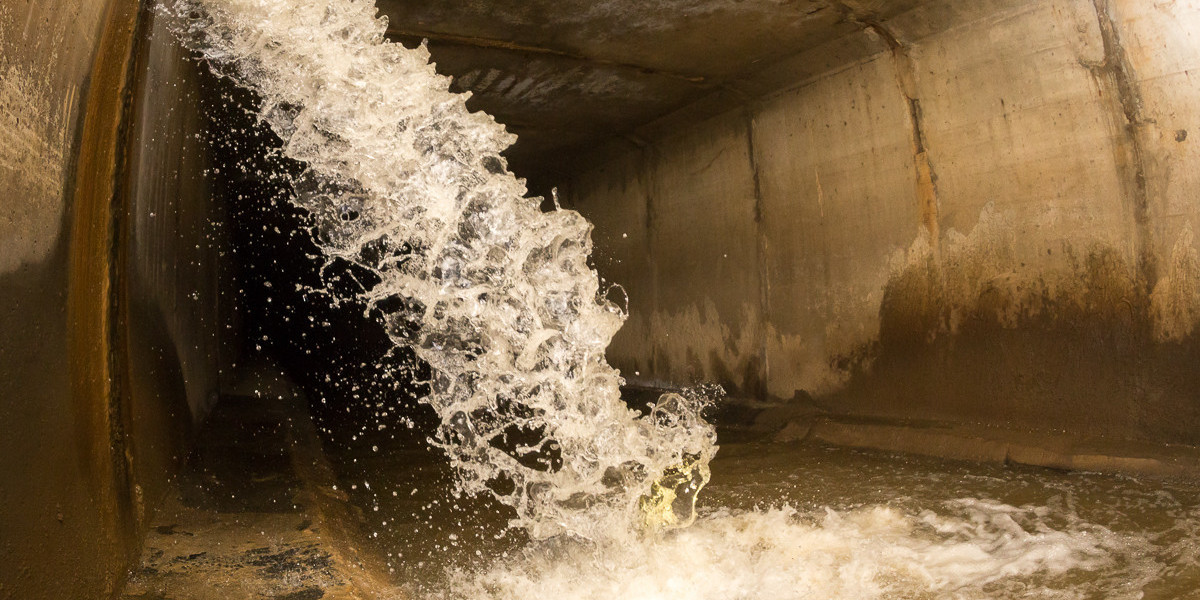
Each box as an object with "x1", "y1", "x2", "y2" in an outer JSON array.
[{"x1": 377, "y1": 0, "x2": 923, "y2": 185}]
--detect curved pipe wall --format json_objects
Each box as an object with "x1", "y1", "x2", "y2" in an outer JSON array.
[
  {"x1": 0, "y1": 2, "x2": 234, "y2": 597},
  {"x1": 3, "y1": 0, "x2": 1199, "y2": 596}
]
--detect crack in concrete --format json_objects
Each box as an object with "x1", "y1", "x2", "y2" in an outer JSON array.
[
  {"x1": 1085, "y1": 0, "x2": 1157, "y2": 292},
  {"x1": 744, "y1": 108, "x2": 772, "y2": 398},
  {"x1": 832, "y1": 1, "x2": 941, "y2": 255}
]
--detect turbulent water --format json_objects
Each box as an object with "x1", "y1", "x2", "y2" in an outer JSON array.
[
  {"x1": 449, "y1": 503, "x2": 1142, "y2": 600},
  {"x1": 342, "y1": 440, "x2": 1197, "y2": 599},
  {"x1": 164, "y1": 0, "x2": 715, "y2": 540},
  {"x1": 165, "y1": 2, "x2": 1200, "y2": 598}
]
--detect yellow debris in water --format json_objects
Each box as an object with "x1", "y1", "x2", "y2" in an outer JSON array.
[{"x1": 639, "y1": 452, "x2": 711, "y2": 532}]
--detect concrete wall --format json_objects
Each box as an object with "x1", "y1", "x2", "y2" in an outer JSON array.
[
  {"x1": 0, "y1": 2, "x2": 232, "y2": 597},
  {"x1": 567, "y1": 0, "x2": 1200, "y2": 445},
  {"x1": 120, "y1": 3, "x2": 238, "y2": 547}
]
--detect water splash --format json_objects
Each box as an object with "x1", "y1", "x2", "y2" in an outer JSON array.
[
  {"x1": 445, "y1": 500, "x2": 1162, "y2": 600},
  {"x1": 163, "y1": 0, "x2": 716, "y2": 539}
]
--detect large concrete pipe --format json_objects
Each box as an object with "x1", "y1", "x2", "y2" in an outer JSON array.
[
  {"x1": 552, "y1": 1, "x2": 1200, "y2": 454},
  {"x1": 5, "y1": 0, "x2": 1200, "y2": 597},
  {"x1": 377, "y1": 0, "x2": 1200, "y2": 464},
  {"x1": 1, "y1": 1, "x2": 234, "y2": 597}
]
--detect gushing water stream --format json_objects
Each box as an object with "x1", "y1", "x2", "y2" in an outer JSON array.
[
  {"x1": 163, "y1": 1, "x2": 1200, "y2": 598},
  {"x1": 164, "y1": 0, "x2": 715, "y2": 541}
]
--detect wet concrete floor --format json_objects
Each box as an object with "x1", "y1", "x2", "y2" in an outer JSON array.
[{"x1": 119, "y1": 391, "x2": 372, "y2": 600}]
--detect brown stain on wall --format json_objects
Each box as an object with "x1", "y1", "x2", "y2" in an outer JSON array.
[
  {"x1": 832, "y1": 222, "x2": 1200, "y2": 444},
  {"x1": 564, "y1": 0, "x2": 1200, "y2": 454},
  {"x1": 65, "y1": 0, "x2": 143, "y2": 595},
  {"x1": 913, "y1": 151, "x2": 939, "y2": 252},
  {"x1": 836, "y1": 2, "x2": 941, "y2": 253}
]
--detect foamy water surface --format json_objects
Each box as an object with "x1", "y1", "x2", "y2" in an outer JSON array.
[
  {"x1": 387, "y1": 441, "x2": 1199, "y2": 600},
  {"x1": 164, "y1": 1, "x2": 1200, "y2": 598}
]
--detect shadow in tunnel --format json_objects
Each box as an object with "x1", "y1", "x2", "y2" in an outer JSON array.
[
  {"x1": 196, "y1": 58, "x2": 529, "y2": 589},
  {"x1": 200, "y1": 67, "x2": 436, "y2": 445}
]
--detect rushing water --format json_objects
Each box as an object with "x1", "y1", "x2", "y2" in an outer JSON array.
[
  {"x1": 332, "y1": 434, "x2": 1200, "y2": 599},
  {"x1": 167, "y1": 1, "x2": 1200, "y2": 598},
  {"x1": 164, "y1": 0, "x2": 716, "y2": 541}
]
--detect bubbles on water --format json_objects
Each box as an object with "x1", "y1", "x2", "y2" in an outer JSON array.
[
  {"x1": 446, "y1": 499, "x2": 1160, "y2": 600},
  {"x1": 163, "y1": 0, "x2": 717, "y2": 540}
]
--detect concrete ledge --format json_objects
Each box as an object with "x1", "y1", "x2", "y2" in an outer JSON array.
[
  {"x1": 284, "y1": 381, "x2": 400, "y2": 597},
  {"x1": 118, "y1": 365, "x2": 390, "y2": 599},
  {"x1": 770, "y1": 414, "x2": 1200, "y2": 479}
]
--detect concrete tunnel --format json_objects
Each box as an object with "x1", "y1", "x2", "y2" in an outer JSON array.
[{"x1": 4, "y1": 0, "x2": 1200, "y2": 597}]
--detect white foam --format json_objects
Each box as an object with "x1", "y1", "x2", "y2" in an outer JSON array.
[
  {"x1": 445, "y1": 500, "x2": 1157, "y2": 600},
  {"x1": 163, "y1": 0, "x2": 716, "y2": 540}
]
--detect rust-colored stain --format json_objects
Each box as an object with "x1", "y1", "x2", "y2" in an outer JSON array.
[
  {"x1": 914, "y1": 150, "x2": 940, "y2": 251},
  {"x1": 65, "y1": 0, "x2": 143, "y2": 596},
  {"x1": 843, "y1": 5, "x2": 942, "y2": 256}
]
